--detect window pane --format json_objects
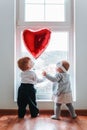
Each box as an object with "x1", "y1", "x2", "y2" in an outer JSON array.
[
  {"x1": 24, "y1": 0, "x2": 65, "y2": 21},
  {"x1": 21, "y1": 31, "x2": 69, "y2": 100},
  {"x1": 35, "y1": 32, "x2": 68, "y2": 100},
  {"x1": 45, "y1": 0, "x2": 64, "y2": 4},
  {"x1": 21, "y1": 32, "x2": 68, "y2": 53},
  {"x1": 46, "y1": 32, "x2": 68, "y2": 52},
  {"x1": 25, "y1": 0, "x2": 44, "y2": 4},
  {"x1": 45, "y1": 5, "x2": 65, "y2": 21},
  {"x1": 25, "y1": 5, "x2": 44, "y2": 21},
  {"x1": 25, "y1": 0, "x2": 64, "y2": 4}
]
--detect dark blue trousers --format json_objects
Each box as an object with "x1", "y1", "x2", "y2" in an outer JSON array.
[{"x1": 17, "y1": 83, "x2": 39, "y2": 118}]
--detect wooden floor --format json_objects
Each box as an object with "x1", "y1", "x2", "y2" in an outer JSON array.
[{"x1": 0, "y1": 114, "x2": 87, "y2": 130}]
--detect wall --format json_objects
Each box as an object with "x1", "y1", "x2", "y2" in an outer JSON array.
[
  {"x1": 0, "y1": 0, "x2": 87, "y2": 109},
  {"x1": 75, "y1": 0, "x2": 87, "y2": 109},
  {"x1": 0, "y1": 0, "x2": 15, "y2": 109}
]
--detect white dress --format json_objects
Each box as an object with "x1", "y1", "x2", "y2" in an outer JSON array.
[{"x1": 52, "y1": 92, "x2": 73, "y2": 103}]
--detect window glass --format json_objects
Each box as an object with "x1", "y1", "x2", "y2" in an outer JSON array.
[
  {"x1": 20, "y1": 31, "x2": 68, "y2": 100},
  {"x1": 25, "y1": 5, "x2": 44, "y2": 21},
  {"x1": 45, "y1": 5, "x2": 64, "y2": 21},
  {"x1": 25, "y1": 0, "x2": 44, "y2": 4},
  {"x1": 25, "y1": 0, "x2": 64, "y2": 4},
  {"x1": 15, "y1": 0, "x2": 75, "y2": 101},
  {"x1": 45, "y1": 0, "x2": 64, "y2": 4},
  {"x1": 24, "y1": 0, "x2": 65, "y2": 21}
]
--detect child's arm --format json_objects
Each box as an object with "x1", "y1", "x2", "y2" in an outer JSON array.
[
  {"x1": 42, "y1": 71, "x2": 58, "y2": 82},
  {"x1": 35, "y1": 73, "x2": 45, "y2": 83},
  {"x1": 37, "y1": 77, "x2": 45, "y2": 83}
]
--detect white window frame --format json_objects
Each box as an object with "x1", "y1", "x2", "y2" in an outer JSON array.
[
  {"x1": 17, "y1": 0, "x2": 72, "y2": 26},
  {"x1": 14, "y1": 0, "x2": 76, "y2": 101}
]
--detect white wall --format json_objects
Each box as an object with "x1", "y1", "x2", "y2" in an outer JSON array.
[
  {"x1": 0, "y1": 0, "x2": 87, "y2": 109},
  {"x1": 0, "y1": 0, "x2": 16, "y2": 109},
  {"x1": 75, "y1": 0, "x2": 87, "y2": 109}
]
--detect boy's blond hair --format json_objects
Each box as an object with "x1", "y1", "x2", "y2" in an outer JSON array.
[{"x1": 17, "y1": 57, "x2": 31, "y2": 71}]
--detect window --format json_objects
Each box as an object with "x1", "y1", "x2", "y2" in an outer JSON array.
[
  {"x1": 25, "y1": 0, "x2": 65, "y2": 21},
  {"x1": 15, "y1": 0, "x2": 75, "y2": 101},
  {"x1": 17, "y1": 0, "x2": 71, "y2": 24}
]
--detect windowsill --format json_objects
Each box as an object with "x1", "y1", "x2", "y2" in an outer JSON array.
[
  {"x1": 14, "y1": 100, "x2": 53, "y2": 103},
  {"x1": 37, "y1": 100, "x2": 53, "y2": 102}
]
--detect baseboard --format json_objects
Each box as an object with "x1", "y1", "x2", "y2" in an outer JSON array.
[{"x1": 0, "y1": 109, "x2": 87, "y2": 116}]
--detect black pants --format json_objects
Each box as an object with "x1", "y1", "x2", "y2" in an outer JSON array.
[{"x1": 17, "y1": 83, "x2": 39, "y2": 118}]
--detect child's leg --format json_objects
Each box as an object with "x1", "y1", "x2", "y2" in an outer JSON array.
[
  {"x1": 17, "y1": 103, "x2": 27, "y2": 118},
  {"x1": 66, "y1": 103, "x2": 77, "y2": 118},
  {"x1": 17, "y1": 86, "x2": 27, "y2": 118},
  {"x1": 51, "y1": 103, "x2": 61, "y2": 120},
  {"x1": 28, "y1": 96, "x2": 39, "y2": 117},
  {"x1": 27, "y1": 86, "x2": 39, "y2": 117}
]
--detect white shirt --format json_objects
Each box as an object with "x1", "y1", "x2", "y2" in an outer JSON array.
[{"x1": 20, "y1": 70, "x2": 43, "y2": 84}]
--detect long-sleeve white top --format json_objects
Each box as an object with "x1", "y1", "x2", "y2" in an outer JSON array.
[{"x1": 20, "y1": 70, "x2": 44, "y2": 85}]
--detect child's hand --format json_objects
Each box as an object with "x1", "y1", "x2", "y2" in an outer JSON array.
[{"x1": 42, "y1": 71, "x2": 47, "y2": 76}]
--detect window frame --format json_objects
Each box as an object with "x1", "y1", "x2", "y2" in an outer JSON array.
[
  {"x1": 15, "y1": 0, "x2": 76, "y2": 101},
  {"x1": 17, "y1": 0, "x2": 73, "y2": 26}
]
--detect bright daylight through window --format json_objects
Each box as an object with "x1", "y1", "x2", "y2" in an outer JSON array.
[{"x1": 15, "y1": 0, "x2": 75, "y2": 101}]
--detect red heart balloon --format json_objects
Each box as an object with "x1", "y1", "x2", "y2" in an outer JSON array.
[{"x1": 23, "y1": 29, "x2": 51, "y2": 59}]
